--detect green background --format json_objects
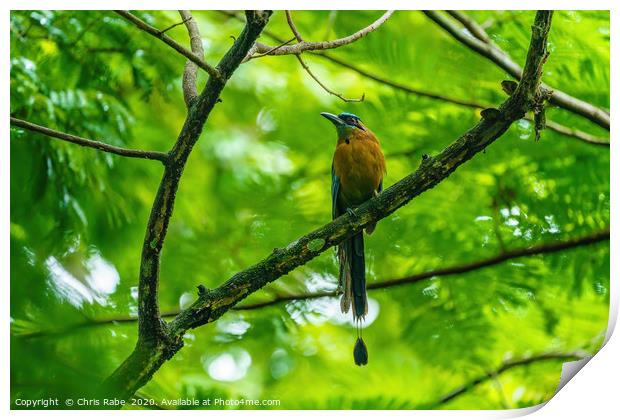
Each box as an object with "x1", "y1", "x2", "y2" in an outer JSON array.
[{"x1": 10, "y1": 10, "x2": 610, "y2": 409}]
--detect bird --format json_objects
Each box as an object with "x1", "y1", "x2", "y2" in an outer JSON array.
[{"x1": 321, "y1": 111, "x2": 386, "y2": 366}]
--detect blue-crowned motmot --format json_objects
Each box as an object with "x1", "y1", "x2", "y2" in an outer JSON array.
[{"x1": 321, "y1": 111, "x2": 386, "y2": 366}]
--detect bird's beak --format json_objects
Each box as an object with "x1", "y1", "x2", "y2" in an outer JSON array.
[{"x1": 320, "y1": 112, "x2": 345, "y2": 126}]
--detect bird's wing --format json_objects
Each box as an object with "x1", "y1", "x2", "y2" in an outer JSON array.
[{"x1": 331, "y1": 163, "x2": 341, "y2": 220}]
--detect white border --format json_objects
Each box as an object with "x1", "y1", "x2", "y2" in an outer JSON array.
[
  {"x1": 1, "y1": 1, "x2": 618, "y2": 10},
  {"x1": 2, "y1": 2, "x2": 616, "y2": 419}
]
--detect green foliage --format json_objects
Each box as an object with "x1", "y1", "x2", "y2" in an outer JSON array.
[{"x1": 10, "y1": 10, "x2": 609, "y2": 409}]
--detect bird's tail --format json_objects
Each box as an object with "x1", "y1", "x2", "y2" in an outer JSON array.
[
  {"x1": 338, "y1": 232, "x2": 369, "y2": 366},
  {"x1": 338, "y1": 232, "x2": 368, "y2": 319}
]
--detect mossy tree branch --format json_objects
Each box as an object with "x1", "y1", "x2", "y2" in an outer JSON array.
[{"x1": 101, "y1": 10, "x2": 272, "y2": 401}]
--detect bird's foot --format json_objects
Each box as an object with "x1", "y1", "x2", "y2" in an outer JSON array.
[{"x1": 346, "y1": 207, "x2": 357, "y2": 218}]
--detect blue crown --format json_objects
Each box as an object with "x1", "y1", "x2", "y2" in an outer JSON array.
[{"x1": 338, "y1": 112, "x2": 361, "y2": 121}]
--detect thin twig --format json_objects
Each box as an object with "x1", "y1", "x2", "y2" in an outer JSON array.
[
  {"x1": 114, "y1": 10, "x2": 222, "y2": 82},
  {"x1": 158, "y1": 16, "x2": 192, "y2": 35},
  {"x1": 295, "y1": 54, "x2": 365, "y2": 102},
  {"x1": 10, "y1": 117, "x2": 168, "y2": 162},
  {"x1": 249, "y1": 10, "x2": 395, "y2": 57}
]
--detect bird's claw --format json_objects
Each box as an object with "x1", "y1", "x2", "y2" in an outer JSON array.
[{"x1": 346, "y1": 207, "x2": 357, "y2": 218}]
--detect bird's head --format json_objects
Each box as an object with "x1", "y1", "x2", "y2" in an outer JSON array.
[{"x1": 321, "y1": 112, "x2": 367, "y2": 138}]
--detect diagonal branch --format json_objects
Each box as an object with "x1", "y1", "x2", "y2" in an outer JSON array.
[
  {"x1": 179, "y1": 10, "x2": 203, "y2": 107},
  {"x1": 424, "y1": 10, "x2": 610, "y2": 130},
  {"x1": 10, "y1": 117, "x2": 168, "y2": 162},
  {"x1": 425, "y1": 351, "x2": 588, "y2": 408},
  {"x1": 248, "y1": 10, "x2": 395, "y2": 57},
  {"x1": 17, "y1": 228, "x2": 607, "y2": 339},
  {"x1": 114, "y1": 10, "x2": 223, "y2": 82}
]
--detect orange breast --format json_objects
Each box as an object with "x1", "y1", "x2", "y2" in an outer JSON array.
[{"x1": 333, "y1": 132, "x2": 385, "y2": 207}]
